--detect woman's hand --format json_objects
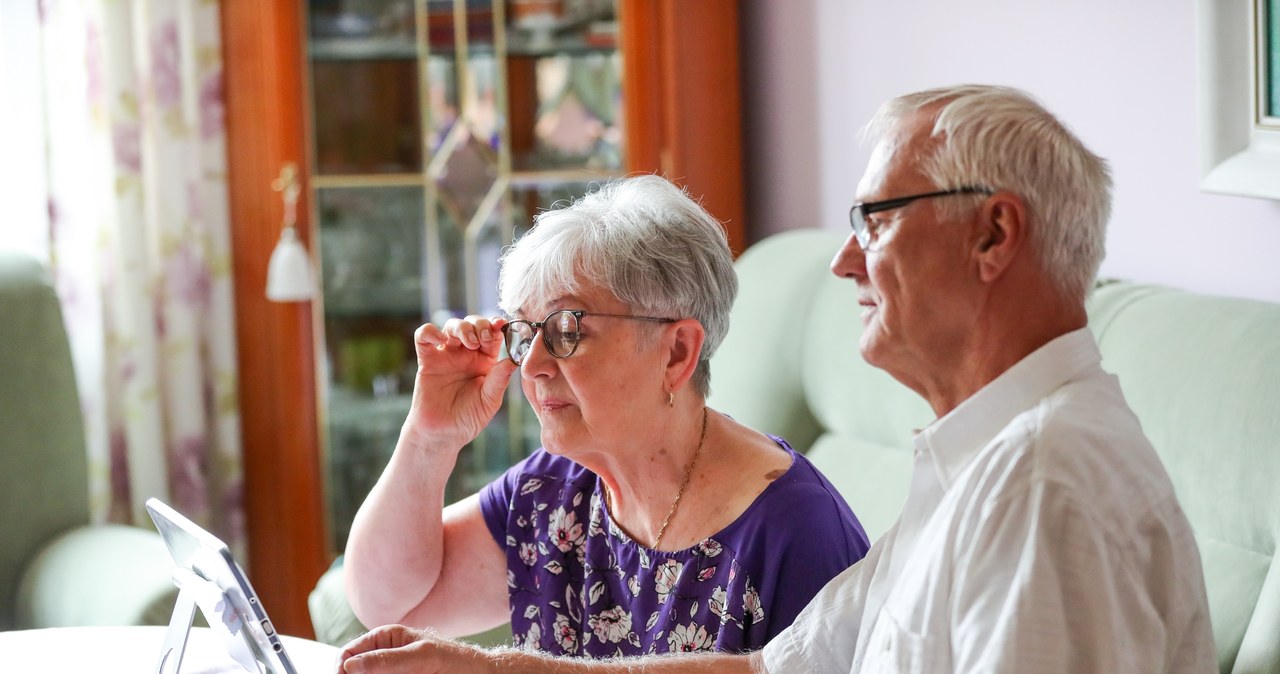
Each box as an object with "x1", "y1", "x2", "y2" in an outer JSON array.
[{"x1": 403, "y1": 315, "x2": 519, "y2": 453}]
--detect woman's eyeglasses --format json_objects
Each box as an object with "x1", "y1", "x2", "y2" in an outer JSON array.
[{"x1": 501, "y1": 309, "x2": 677, "y2": 366}]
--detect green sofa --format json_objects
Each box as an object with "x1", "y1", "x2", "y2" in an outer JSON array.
[
  {"x1": 310, "y1": 230, "x2": 1280, "y2": 673},
  {"x1": 0, "y1": 251, "x2": 179, "y2": 630}
]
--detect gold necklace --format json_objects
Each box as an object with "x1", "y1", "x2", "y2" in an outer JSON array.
[{"x1": 605, "y1": 407, "x2": 710, "y2": 549}]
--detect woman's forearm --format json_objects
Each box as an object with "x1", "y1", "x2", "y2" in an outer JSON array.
[{"x1": 343, "y1": 422, "x2": 461, "y2": 627}]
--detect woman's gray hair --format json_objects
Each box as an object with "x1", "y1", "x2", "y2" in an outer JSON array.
[
  {"x1": 497, "y1": 175, "x2": 738, "y2": 398},
  {"x1": 866, "y1": 84, "x2": 1112, "y2": 301}
]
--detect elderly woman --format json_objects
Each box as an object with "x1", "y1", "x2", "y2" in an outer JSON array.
[{"x1": 343, "y1": 175, "x2": 868, "y2": 657}]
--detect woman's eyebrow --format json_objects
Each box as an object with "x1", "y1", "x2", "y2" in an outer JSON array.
[{"x1": 536, "y1": 296, "x2": 580, "y2": 314}]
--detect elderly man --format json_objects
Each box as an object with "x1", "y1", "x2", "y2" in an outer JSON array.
[{"x1": 334, "y1": 84, "x2": 1216, "y2": 673}]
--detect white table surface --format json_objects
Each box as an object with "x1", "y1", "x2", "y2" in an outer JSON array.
[{"x1": 0, "y1": 625, "x2": 339, "y2": 673}]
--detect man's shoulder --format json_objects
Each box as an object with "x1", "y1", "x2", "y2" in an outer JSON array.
[{"x1": 988, "y1": 372, "x2": 1181, "y2": 521}]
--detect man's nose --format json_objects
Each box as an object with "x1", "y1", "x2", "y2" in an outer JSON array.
[{"x1": 831, "y1": 233, "x2": 867, "y2": 280}]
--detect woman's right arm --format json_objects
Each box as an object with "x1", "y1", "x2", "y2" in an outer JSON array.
[{"x1": 342, "y1": 317, "x2": 517, "y2": 633}]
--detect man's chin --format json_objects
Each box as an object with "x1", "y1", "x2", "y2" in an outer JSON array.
[{"x1": 859, "y1": 331, "x2": 886, "y2": 368}]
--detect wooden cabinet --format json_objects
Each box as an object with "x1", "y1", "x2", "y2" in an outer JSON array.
[{"x1": 220, "y1": 0, "x2": 743, "y2": 638}]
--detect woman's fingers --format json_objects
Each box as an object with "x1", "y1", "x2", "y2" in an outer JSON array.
[
  {"x1": 440, "y1": 316, "x2": 507, "y2": 354},
  {"x1": 413, "y1": 323, "x2": 452, "y2": 350}
]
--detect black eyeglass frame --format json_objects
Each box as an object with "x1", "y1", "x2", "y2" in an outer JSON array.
[
  {"x1": 848, "y1": 186, "x2": 994, "y2": 250},
  {"x1": 500, "y1": 309, "x2": 678, "y2": 365}
]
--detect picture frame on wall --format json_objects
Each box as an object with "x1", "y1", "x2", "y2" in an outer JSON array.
[
  {"x1": 1197, "y1": 0, "x2": 1280, "y2": 199},
  {"x1": 1262, "y1": 0, "x2": 1279, "y2": 128}
]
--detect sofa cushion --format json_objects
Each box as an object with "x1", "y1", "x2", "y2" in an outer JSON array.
[
  {"x1": 805, "y1": 434, "x2": 912, "y2": 543},
  {"x1": 708, "y1": 230, "x2": 837, "y2": 450},
  {"x1": 800, "y1": 260, "x2": 933, "y2": 449}
]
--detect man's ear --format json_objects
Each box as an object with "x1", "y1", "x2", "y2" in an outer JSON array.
[
  {"x1": 974, "y1": 191, "x2": 1027, "y2": 282},
  {"x1": 664, "y1": 319, "x2": 705, "y2": 391}
]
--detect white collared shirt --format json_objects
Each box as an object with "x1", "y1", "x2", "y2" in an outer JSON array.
[{"x1": 762, "y1": 329, "x2": 1216, "y2": 673}]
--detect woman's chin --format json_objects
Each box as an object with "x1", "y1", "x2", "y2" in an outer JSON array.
[
  {"x1": 537, "y1": 430, "x2": 570, "y2": 456},
  {"x1": 538, "y1": 430, "x2": 591, "y2": 460}
]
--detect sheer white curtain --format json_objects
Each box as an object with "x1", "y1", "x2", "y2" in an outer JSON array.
[{"x1": 16, "y1": 0, "x2": 244, "y2": 548}]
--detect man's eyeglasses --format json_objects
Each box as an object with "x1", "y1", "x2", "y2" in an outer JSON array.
[
  {"x1": 848, "y1": 186, "x2": 993, "y2": 250},
  {"x1": 501, "y1": 309, "x2": 677, "y2": 366}
]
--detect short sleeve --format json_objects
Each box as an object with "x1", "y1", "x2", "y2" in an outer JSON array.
[
  {"x1": 760, "y1": 485, "x2": 870, "y2": 641},
  {"x1": 477, "y1": 452, "x2": 536, "y2": 547}
]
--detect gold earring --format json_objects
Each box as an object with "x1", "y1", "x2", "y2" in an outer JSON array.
[{"x1": 668, "y1": 390, "x2": 674, "y2": 408}]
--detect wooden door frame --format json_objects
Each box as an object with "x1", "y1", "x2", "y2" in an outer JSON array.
[
  {"x1": 620, "y1": 0, "x2": 746, "y2": 254},
  {"x1": 221, "y1": 0, "x2": 327, "y2": 639}
]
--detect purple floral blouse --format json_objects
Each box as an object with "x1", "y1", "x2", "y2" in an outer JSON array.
[{"x1": 479, "y1": 437, "x2": 869, "y2": 657}]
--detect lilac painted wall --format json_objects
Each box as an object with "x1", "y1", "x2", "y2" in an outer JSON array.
[{"x1": 742, "y1": 0, "x2": 1280, "y2": 303}]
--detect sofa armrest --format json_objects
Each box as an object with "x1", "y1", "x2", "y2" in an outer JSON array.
[
  {"x1": 308, "y1": 559, "x2": 511, "y2": 648},
  {"x1": 14, "y1": 524, "x2": 179, "y2": 628},
  {"x1": 308, "y1": 560, "x2": 368, "y2": 647}
]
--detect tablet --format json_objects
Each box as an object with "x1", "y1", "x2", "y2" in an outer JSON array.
[{"x1": 146, "y1": 497, "x2": 298, "y2": 674}]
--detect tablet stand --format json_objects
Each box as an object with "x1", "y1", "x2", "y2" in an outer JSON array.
[
  {"x1": 155, "y1": 577, "x2": 199, "y2": 674},
  {"x1": 155, "y1": 567, "x2": 261, "y2": 673}
]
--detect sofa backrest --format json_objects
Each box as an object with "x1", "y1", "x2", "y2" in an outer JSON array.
[
  {"x1": 708, "y1": 229, "x2": 1280, "y2": 674},
  {"x1": 709, "y1": 230, "x2": 931, "y2": 540},
  {"x1": 0, "y1": 252, "x2": 90, "y2": 630},
  {"x1": 1087, "y1": 281, "x2": 1280, "y2": 673}
]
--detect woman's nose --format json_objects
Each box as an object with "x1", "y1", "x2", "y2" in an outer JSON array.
[
  {"x1": 519, "y1": 329, "x2": 556, "y2": 376},
  {"x1": 830, "y1": 233, "x2": 867, "y2": 280}
]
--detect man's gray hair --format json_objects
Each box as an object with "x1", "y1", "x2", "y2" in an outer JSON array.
[
  {"x1": 498, "y1": 175, "x2": 738, "y2": 398},
  {"x1": 866, "y1": 84, "x2": 1113, "y2": 301}
]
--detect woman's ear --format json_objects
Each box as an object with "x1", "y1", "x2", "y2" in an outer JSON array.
[
  {"x1": 664, "y1": 319, "x2": 705, "y2": 391},
  {"x1": 974, "y1": 191, "x2": 1027, "y2": 282}
]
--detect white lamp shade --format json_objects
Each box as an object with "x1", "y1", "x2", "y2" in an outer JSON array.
[{"x1": 266, "y1": 227, "x2": 313, "y2": 302}]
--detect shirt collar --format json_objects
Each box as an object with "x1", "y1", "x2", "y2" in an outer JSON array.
[{"x1": 914, "y1": 327, "x2": 1102, "y2": 489}]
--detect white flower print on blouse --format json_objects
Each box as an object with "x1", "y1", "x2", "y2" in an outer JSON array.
[
  {"x1": 667, "y1": 621, "x2": 714, "y2": 653},
  {"x1": 548, "y1": 506, "x2": 585, "y2": 553},
  {"x1": 697, "y1": 539, "x2": 723, "y2": 557},
  {"x1": 709, "y1": 586, "x2": 728, "y2": 619},
  {"x1": 519, "y1": 542, "x2": 538, "y2": 566},
  {"x1": 521, "y1": 621, "x2": 542, "y2": 649},
  {"x1": 654, "y1": 559, "x2": 684, "y2": 604},
  {"x1": 552, "y1": 613, "x2": 579, "y2": 653},
  {"x1": 588, "y1": 605, "x2": 634, "y2": 644},
  {"x1": 743, "y1": 583, "x2": 764, "y2": 624}
]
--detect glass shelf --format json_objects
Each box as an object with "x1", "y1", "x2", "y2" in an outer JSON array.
[
  {"x1": 312, "y1": 169, "x2": 623, "y2": 190},
  {"x1": 309, "y1": 34, "x2": 617, "y2": 61}
]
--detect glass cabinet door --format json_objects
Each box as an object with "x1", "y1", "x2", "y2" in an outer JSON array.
[{"x1": 304, "y1": 0, "x2": 624, "y2": 552}]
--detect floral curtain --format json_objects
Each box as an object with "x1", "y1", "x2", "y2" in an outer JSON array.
[{"x1": 37, "y1": 0, "x2": 244, "y2": 549}]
